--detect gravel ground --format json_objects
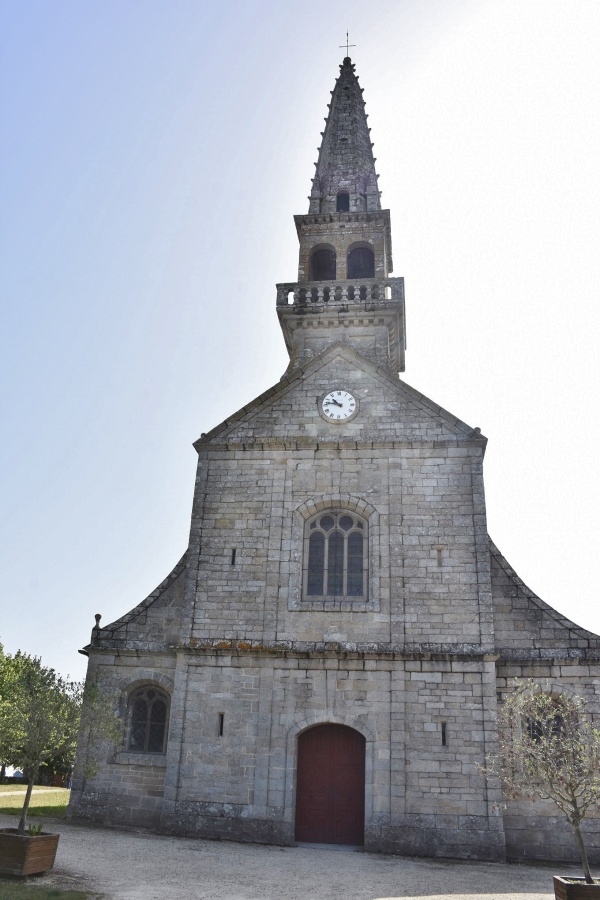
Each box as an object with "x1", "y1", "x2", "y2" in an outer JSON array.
[{"x1": 0, "y1": 814, "x2": 580, "y2": 900}]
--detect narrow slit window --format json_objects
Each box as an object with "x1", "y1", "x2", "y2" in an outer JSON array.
[
  {"x1": 231, "y1": 548, "x2": 237, "y2": 566},
  {"x1": 336, "y1": 191, "x2": 350, "y2": 212},
  {"x1": 441, "y1": 722, "x2": 447, "y2": 746},
  {"x1": 347, "y1": 531, "x2": 364, "y2": 596},
  {"x1": 307, "y1": 531, "x2": 325, "y2": 595},
  {"x1": 218, "y1": 713, "x2": 224, "y2": 737},
  {"x1": 436, "y1": 548, "x2": 443, "y2": 567},
  {"x1": 327, "y1": 531, "x2": 344, "y2": 595}
]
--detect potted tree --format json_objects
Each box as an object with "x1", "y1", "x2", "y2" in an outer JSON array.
[
  {"x1": 0, "y1": 649, "x2": 119, "y2": 876},
  {"x1": 495, "y1": 682, "x2": 600, "y2": 899}
]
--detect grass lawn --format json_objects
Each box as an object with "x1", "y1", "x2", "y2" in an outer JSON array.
[
  {"x1": 0, "y1": 788, "x2": 70, "y2": 819},
  {"x1": 0, "y1": 787, "x2": 60, "y2": 794},
  {"x1": 0, "y1": 886, "x2": 94, "y2": 899}
]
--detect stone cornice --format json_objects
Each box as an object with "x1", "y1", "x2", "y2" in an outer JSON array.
[
  {"x1": 194, "y1": 438, "x2": 487, "y2": 454},
  {"x1": 175, "y1": 639, "x2": 498, "y2": 660},
  {"x1": 293, "y1": 209, "x2": 391, "y2": 232}
]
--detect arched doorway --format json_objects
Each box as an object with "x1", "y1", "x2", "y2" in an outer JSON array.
[{"x1": 295, "y1": 724, "x2": 365, "y2": 845}]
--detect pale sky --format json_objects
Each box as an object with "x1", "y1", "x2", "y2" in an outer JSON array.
[{"x1": 1, "y1": 0, "x2": 599, "y2": 680}]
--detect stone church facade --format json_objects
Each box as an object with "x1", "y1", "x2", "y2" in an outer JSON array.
[{"x1": 69, "y1": 58, "x2": 600, "y2": 863}]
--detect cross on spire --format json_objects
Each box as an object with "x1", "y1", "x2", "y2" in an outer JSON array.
[{"x1": 339, "y1": 31, "x2": 356, "y2": 57}]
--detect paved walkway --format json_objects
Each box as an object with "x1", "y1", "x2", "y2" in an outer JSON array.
[{"x1": 0, "y1": 814, "x2": 582, "y2": 899}]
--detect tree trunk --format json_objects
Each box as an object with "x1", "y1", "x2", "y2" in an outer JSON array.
[
  {"x1": 17, "y1": 769, "x2": 37, "y2": 834},
  {"x1": 572, "y1": 821, "x2": 595, "y2": 884}
]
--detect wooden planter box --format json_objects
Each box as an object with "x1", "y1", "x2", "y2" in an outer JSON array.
[
  {"x1": 554, "y1": 876, "x2": 600, "y2": 899},
  {"x1": 0, "y1": 828, "x2": 60, "y2": 876}
]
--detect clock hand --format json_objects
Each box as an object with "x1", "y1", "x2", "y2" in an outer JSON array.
[{"x1": 326, "y1": 398, "x2": 343, "y2": 407}]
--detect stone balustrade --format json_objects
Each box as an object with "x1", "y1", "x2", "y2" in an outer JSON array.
[{"x1": 276, "y1": 277, "x2": 404, "y2": 309}]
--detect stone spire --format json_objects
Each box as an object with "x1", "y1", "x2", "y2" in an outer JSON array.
[
  {"x1": 276, "y1": 57, "x2": 405, "y2": 376},
  {"x1": 309, "y1": 57, "x2": 381, "y2": 215}
]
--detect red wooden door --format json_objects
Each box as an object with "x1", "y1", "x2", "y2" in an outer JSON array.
[{"x1": 295, "y1": 724, "x2": 365, "y2": 845}]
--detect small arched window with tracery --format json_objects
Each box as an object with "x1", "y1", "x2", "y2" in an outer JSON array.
[
  {"x1": 304, "y1": 511, "x2": 367, "y2": 599},
  {"x1": 524, "y1": 694, "x2": 568, "y2": 745},
  {"x1": 127, "y1": 685, "x2": 169, "y2": 753}
]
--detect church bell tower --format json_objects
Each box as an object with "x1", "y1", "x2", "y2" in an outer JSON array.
[
  {"x1": 71, "y1": 50, "x2": 600, "y2": 870},
  {"x1": 277, "y1": 58, "x2": 406, "y2": 375}
]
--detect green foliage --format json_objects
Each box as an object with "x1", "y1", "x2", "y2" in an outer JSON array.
[
  {"x1": 27, "y1": 822, "x2": 44, "y2": 835},
  {"x1": 0, "y1": 652, "x2": 81, "y2": 781},
  {"x1": 0, "y1": 651, "x2": 120, "y2": 834},
  {"x1": 76, "y1": 682, "x2": 122, "y2": 782},
  {"x1": 495, "y1": 682, "x2": 600, "y2": 883},
  {"x1": 498, "y1": 685, "x2": 600, "y2": 821}
]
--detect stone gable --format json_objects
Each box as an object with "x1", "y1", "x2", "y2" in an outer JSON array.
[
  {"x1": 490, "y1": 540, "x2": 600, "y2": 659},
  {"x1": 198, "y1": 344, "x2": 481, "y2": 448},
  {"x1": 92, "y1": 554, "x2": 188, "y2": 652}
]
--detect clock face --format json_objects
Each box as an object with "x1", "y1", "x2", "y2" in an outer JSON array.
[{"x1": 321, "y1": 390, "x2": 357, "y2": 421}]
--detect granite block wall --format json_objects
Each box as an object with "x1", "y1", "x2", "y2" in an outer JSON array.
[
  {"x1": 67, "y1": 652, "x2": 176, "y2": 827},
  {"x1": 155, "y1": 650, "x2": 503, "y2": 860}
]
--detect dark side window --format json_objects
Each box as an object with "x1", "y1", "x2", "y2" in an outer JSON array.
[
  {"x1": 127, "y1": 686, "x2": 169, "y2": 753},
  {"x1": 310, "y1": 248, "x2": 336, "y2": 281},
  {"x1": 347, "y1": 246, "x2": 374, "y2": 279}
]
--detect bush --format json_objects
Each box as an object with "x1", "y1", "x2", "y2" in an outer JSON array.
[
  {"x1": 495, "y1": 682, "x2": 600, "y2": 883},
  {"x1": 0, "y1": 650, "x2": 120, "y2": 834}
]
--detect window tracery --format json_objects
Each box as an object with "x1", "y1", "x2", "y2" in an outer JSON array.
[
  {"x1": 304, "y1": 511, "x2": 367, "y2": 599},
  {"x1": 127, "y1": 685, "x2": 169, "y2": 753}
]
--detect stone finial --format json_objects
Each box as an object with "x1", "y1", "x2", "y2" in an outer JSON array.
[{"x1": 94, "y1": 613, "x2": 102, "y2": 629}]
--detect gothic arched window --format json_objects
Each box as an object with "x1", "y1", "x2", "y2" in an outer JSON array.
[
  {"x1": 347, "y1": 246, "x2": 374, "y2": 279},
  {"x1": 524, "y1": 694, "x2": 569, "y2": 747},
  {"x1": 304, "y1": 511, "x2": 367, "y2": 598},
  {"x1": 127, "y1": 685, "x2": 169, "y2": 753}
]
